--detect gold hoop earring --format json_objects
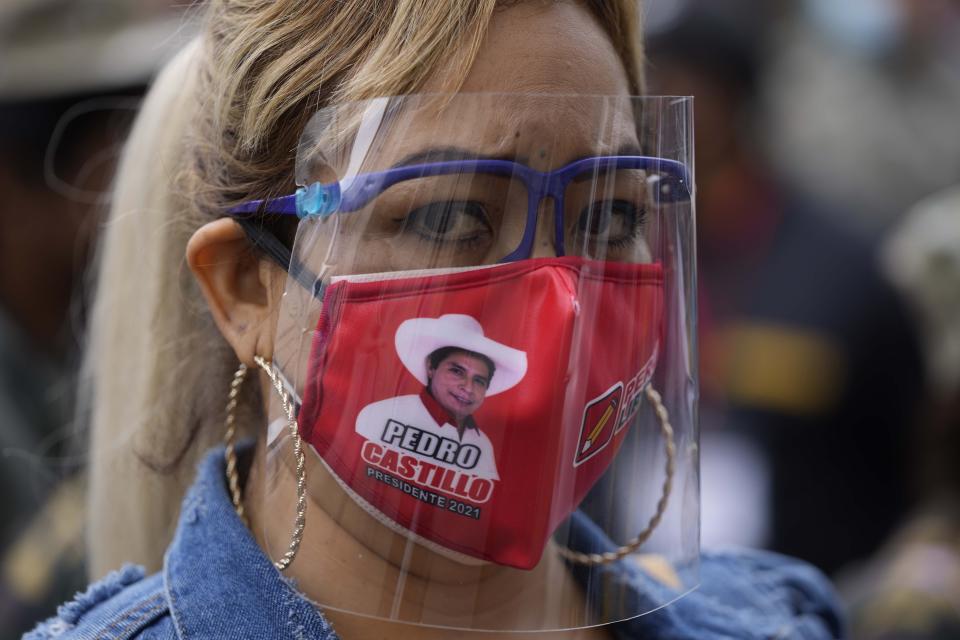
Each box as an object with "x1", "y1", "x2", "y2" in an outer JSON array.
[
  {"x1": 556, "y1": 385, "x2": 677, "y2": 566},
  {"x1": 224, "y1": 356, "x2": 307, "y2": 571}
]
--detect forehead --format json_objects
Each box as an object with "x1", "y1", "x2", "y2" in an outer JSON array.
[
  {"x1": 440, "y1": 1, "x2": 631, "y2": 97},
  {"x1": 369, "y1": 2, "x2": 636, "y2": 169}
]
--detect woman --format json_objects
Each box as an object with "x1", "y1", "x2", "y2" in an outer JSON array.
[{"x1": 27, "y1": 1, "x2": 844, "y2": 638}]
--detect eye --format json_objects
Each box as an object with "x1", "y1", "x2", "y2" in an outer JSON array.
[
  {"x1": 576, "y1": 199, "x2": 643, "y2": 239},
  {"x1": 404, "y1": 200, "x2": 492, "y2": 243}
]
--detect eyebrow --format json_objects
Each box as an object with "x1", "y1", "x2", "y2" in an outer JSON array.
[
  {"x1": 446, "y1": 359, "x2": 490, "y2": 383},
  {"x1": 389, "y1": 143, "x2": 643, "y2": 172},
  {"x1": 390, "y1": 146, "x2": 523, "y2": 170}
]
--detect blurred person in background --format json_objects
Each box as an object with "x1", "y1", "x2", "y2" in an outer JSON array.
[
  {"x1": 645, "y1": 0, "x2": 924, "y2": 574},
  {"x1": 840, "y1": 186, "x2": 960, "y2": 640},
  {"x1": 762, "y1": 0, "x2": 960, "y2": 233},
  {"x1": 0, "y1": 1, "x2": 190, "y2": 637}
]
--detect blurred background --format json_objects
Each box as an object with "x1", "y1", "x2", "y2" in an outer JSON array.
[
  {"x1": 0, "y1": 1, "x2": 193, "y2": 636},
  {"x1": 1, "y1": 0, "x2": 958, "y2": 638}
]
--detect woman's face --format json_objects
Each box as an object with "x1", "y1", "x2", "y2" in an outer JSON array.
[{"x1": 427, "y1": 351, "x2": 492, "y2": 422}]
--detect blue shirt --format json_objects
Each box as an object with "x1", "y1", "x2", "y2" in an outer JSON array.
[{"x1": 25, "y1": 448, "x2": 845, "y2": 639}]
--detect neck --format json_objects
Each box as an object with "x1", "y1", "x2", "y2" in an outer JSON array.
[{"x1": 244, "y1": 440, "x2": 610, "y2": 639}]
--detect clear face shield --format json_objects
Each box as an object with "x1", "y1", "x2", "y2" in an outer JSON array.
[{"x1": 246, "y1": 93, "x2": 698, "y2": 632}]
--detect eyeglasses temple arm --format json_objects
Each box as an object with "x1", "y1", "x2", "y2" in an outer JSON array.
[{"x1": 228, "y1": 193, "x2": 299, "y2": 216}]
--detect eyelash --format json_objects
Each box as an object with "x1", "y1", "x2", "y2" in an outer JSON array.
[
  {"x1": 399, "y1": 201, "x2": 492, "y2": 247},
  {"x1": 576, "y1": 200, "x2": 646, "y2": 248},
  {"x1": 608, "y1": 209, "x2": 646, "y2": 249},
  {"x1": 393, "y1": 198, "x2": 646, "y2": 253}
]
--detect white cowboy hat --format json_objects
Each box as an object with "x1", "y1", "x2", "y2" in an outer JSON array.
[{"x1": 395, "y1": 314, "x2": 528, "y2": 396}]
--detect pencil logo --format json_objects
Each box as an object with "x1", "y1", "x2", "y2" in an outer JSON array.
[{"x1": 574, "y1": 383, "x2": 624, "y2": 466}]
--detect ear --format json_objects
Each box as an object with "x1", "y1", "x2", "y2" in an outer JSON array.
[
  {"x1": 186, "y1": 218, "x2": 284, "y2": 365},
  {"x1": 425, "y1": 357, "x2": 435, "y2": 380}
]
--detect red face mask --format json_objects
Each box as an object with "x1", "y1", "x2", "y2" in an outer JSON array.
[{"x1": 298, "y1": 257, "x2": 663, "y2": 570}]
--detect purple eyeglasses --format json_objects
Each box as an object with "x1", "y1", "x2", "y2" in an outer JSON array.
[{"x1": 228, "y1": 155, "x2": 690, "y2": 263}]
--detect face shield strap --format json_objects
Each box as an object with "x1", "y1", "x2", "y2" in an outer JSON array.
[
  {"x1": 235, "y1": 216, "x2": 324, "y2": 298},
  {"x1": 234, "y1": 216, "x2": 291, "y2": 266}
]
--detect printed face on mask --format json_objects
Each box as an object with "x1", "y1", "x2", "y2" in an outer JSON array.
[{"x1": 426, "y1": 348, "x2": 493, "y2": 425}]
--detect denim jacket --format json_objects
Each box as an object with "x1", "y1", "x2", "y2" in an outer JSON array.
[{"x1": 25, "y1": 448, "x2": 845, "y2": 639}]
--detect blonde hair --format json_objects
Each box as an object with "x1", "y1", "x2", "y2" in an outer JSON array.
[{"x1": 86, "y1": 0, "x2": 645, "y2": 578}]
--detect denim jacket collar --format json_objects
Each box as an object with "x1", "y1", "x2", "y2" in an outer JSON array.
[
  {"x1": 163, "y1": 448, "x2": 337, "y2": 639},
  {"x1": 161, "y1": 448, "x2": 843, "y2": 639},
  {"x1": 161, "y1": 448, "x2": 664, "y2": 639}
]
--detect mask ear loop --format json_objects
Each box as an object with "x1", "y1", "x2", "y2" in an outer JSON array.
[
  {"x1": 224, "y1": 356, "x2": 307, "y2": 572},
  {"x1": 557, "y1": 385, "x2": 676, "y2": 565}
]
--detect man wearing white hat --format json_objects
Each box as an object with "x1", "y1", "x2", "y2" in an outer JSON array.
[{"x1": 356, "y1": 314, "x2": 528, "y2": 483}]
